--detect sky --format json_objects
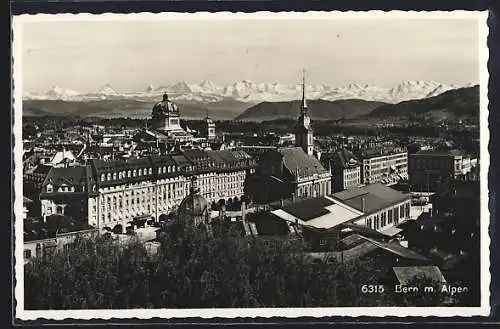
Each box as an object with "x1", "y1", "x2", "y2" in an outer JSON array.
[{"x1": 19, "y1": 16, "x2": 481, "y2": 93}]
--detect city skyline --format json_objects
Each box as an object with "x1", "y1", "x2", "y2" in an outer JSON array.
[{"x1": 19, "y1": 15, "x2": 480, "y2": 93}]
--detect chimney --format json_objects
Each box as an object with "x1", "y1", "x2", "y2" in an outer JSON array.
[
  {"x1": 280, "y1": 199, "x2": 284, "y2": 207},
  {"x1": 361, "y1": 196, "x2": 365, "y2": 213},
  {"x1": 241, "y1": 201, "x2": 246, "y2": 222}
]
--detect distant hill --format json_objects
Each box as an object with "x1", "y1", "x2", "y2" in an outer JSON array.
[
  {"x1": 235, "y1": 99, "x2": 387, "y2": 122},
  {"x1": 236, "y1": 85, "x2": 480, "y2": 123},
  {"x1": 364, "y1": 85, "x2": 479, "y2": 122},
  {"x1": 22, "y1": 99, "x2": 247, "y2": 120}
]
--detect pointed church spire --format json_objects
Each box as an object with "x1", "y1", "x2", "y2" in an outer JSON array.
[{"x1": 301, "y1": 69, "x2": 308, "y2": 112}]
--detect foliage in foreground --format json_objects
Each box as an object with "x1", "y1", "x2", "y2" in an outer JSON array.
[{"x1": 24, "y1": 225, "x2": 473, "y2": 309}]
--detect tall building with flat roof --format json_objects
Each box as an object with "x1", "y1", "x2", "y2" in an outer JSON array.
[{"x1": 408, "y1": 149, "x2": 469, "y2": 192}]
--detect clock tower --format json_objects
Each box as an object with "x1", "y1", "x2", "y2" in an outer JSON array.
[{"x1": 294, "y1": 70, "x2": 314, "y2": 156}]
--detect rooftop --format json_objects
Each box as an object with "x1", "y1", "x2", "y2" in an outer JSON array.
[
  {"x1": 277, "y1": 147, "x2": 328, "y2": 178},
  {"x1": 24, "y1": 215, "x2": 94, "y2": 242},
  {"x1": 331, "y1": 183, "x2": 409, "y2": 214},
  {"x1": 360, "y1": 236, "x2": 430, "y2": 262},
  {"x1": 413, "y1": 149, "x2": 465, "y2": 157},
  {"x1": 272, "y1": 196, "x2": 363, "y2": 230},
  {"x1": 327, "y1": 148, "x2": 360, "y2": 169},
  {"x1": 44, "y1": 166, "x2": 88, "y2": 188},
  {"x1": 393, "y1": 266, "x2": 447, "y2": 285}
]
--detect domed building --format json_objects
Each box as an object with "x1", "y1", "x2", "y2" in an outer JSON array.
[
  {"x1": 177, "y1": 176, "x2": 210, "y2": 227},
  {"x1": 149, "y1": 93, "x2": 194, "y2": 143}
]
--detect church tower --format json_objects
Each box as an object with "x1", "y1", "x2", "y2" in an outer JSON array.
[
  {"x1": 202, "y1": 110, "x2": 216, "y2": 141},
  {"x1": 294, "y1": 70, "x2": 314, "y2": 156}
]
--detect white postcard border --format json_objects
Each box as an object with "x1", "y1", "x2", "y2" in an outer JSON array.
[{"x1": 12, "y1": 10, "x2": 491, "y2": 320}]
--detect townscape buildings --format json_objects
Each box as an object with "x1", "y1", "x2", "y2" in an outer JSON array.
[{"x1": 21, "y1": 70, "x2": 481, "y2": 298}]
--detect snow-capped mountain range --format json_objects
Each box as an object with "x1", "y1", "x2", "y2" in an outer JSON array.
[{"x1": 23, "y1": 80, "x2": 477, "y2": 104}]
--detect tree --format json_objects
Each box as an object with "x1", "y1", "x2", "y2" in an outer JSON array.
[{"x1": 24, "y1": 224, "x2": 473, "y2": 309}]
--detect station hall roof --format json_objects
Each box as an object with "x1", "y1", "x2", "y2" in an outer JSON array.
[
  {"x1": 331, "y1": 183, "x2": 409, "y2": 214},
  {"x1": 272, "y1": 196, "x2": 363, "y2": 230}
]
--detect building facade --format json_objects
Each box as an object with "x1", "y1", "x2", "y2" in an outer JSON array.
[
  {"x1": 323, "y1": 148, "x2": 362, "y2": 192},
  {"x1": 358, "y1": 148, "x2": 408, "y2": 185},
  {"x1": 408, "y1": 149, "x2": 468, "y2": 192},
  {"x1": 24, "y1": 228, "x2": 98, "y2": 262},
  {"x1": 245, "y1": 147, "x2": 332, "y2": 203},
  {"x1": 201, "y1": 115, "x2": 216, "y2": 141},
  {"x1": 271, "y1": 183, "x2": 411, "y2": 250},
  {"x1": 150, "y1": 93, "x2": 193, "y2": 143},
  {"x1": 39, "y1": 150, "x2": 256, "y2": 233}
]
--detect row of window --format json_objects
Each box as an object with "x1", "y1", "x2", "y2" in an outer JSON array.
[
  {"x1": 364, "y1": 154, "x2": 407, "y2": 164},
  {"x1": 46, "y1": 184, "x2": 76, "y2": 193},
  {"x1": 297, "y1": 182, "x2": 331, "y2": 198},
  {"x1": 366, "y1": 203, "x2": 410, "y2": 231},
  {"x1": 100, "y1": 165, "x2": 180, "y2": 182}
]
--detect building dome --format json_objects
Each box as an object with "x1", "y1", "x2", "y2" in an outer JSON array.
[
  {"x1": 152, "y1": 93, "x2": 179, "y2": 118},
  {"x1": 177, "y1": 176, "x2": 209, "y2": 226}
]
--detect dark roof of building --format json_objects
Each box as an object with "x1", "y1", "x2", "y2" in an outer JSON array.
[
  {"x1": 328, "y1": 148, "x2": 360, "y2": 169},
  {"x1": 281, "y1": 197, "x2": 334, "y2": 221},
  {"x1": 357, "y1": 147, "x2": 406, "y2": 159},
  {"x1": 393, "y1": 266, "x2": 446, "y2": 285},
  {"x1": 44, "y1": 166, "x2": 87, "y2": 188},
  {"x1": 206, "y1": 150, "x2": 236, "y2": 164},
  {"x1": 151, "y1": 154, "x2": 177, "y2": 167},
  {"x1": 24, "y1": 215, "x2": 94, "y2": 242},
  {"x1": 413, "y1": 149, "x2": 464, "y2": 157},
  {"x1": 182, "y1": 149, "x2": 210, "y2": 161},
  {"x1": 332, "y1": 183, "x2": 409, "y2": 213},
  {"x1": 32, "y1": 164, "x2": 52, "y2": 175},
  {"x1": 360, "y1": 236, "x2": 430, "y2": 262},
  {"x1": 247, "y1": 211, "x2": 291, "y2": 236},
  {"x1": 277, "y1": 147, "x2": 328, "y2": 178}
]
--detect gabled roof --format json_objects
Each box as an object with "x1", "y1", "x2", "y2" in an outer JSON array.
[
  {"x1": 277, "y1": 147, "x2": 328, "y2": 178},
  {"x1": 332, "y1": 183, "x2": 409, "y2": 213},
  {"x1": 44, "y1": 166, "x2": 87, "y2": 188},
  {"x1": 328, "y1": 148, "x2": 360, "y2": 169},
  {"x1": 360, "y1": 236, "x2": 430, "y2": 262}
]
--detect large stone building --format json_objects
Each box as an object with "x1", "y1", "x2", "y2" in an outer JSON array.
[
  {"x1": 245, "y1": 147, "x2": 332, "y2": 203},
  {"x1": 357, "y1": 147, "x2": 408, "y2": 185},
  {"x1": 39, "y1": 150, "x2": 256, "y2": 232},
  {"x1": 408, "y1": 149, "x2": 473, "y2": 192},
  {"x1": 146, "y1": 93, "x2": 194, "y2": 144},
  {"x1": 271, "y1": 183, "x2": 411, "y2": 250},
  {"x1": 322, "y1": 148, "x2": 362, "y2": 192}
]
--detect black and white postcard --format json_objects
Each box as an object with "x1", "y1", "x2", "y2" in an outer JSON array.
[{"x1": 12, "y1": 11, "x2": 490, "y2": 320}]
